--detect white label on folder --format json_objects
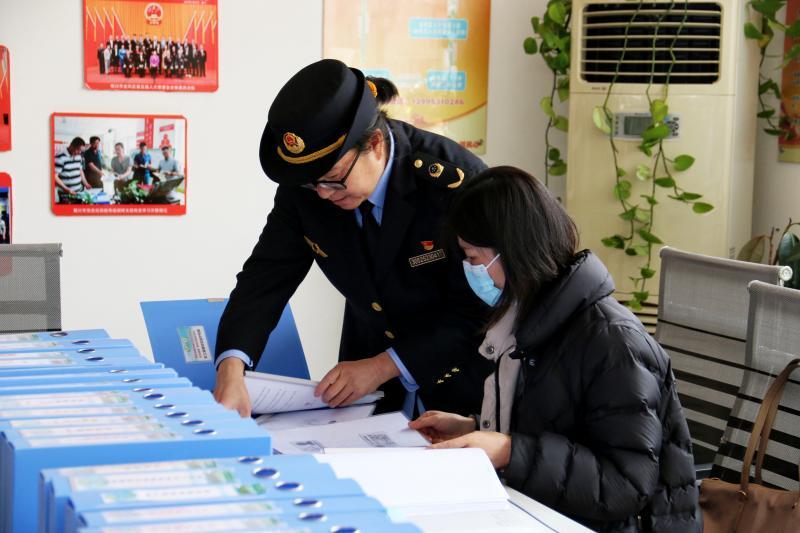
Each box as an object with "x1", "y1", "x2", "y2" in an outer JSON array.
[
  {"x1": 59, "y1": 459, "x2": 220, "y2": 476},
  {"x1": 0, "y1": 380, "x2": 122, "y2": 390},
  {"x1": 27, "y1": 431, "x2": 179, "y2": 447},
  {"x1": 0, "y1": 357, "x2": 72, "y2": 368},
  {"x1": 0, "y1": 341, "x2": 58, "y2": 349},
  {"x1": 177, "y1": 326, "x2": 213, "y2": 364},
  {"x1": 0, "y1": 350, "x2": 66, "y2": 358},
  {"x1": 0, "y1": 333, "x2": 40, "y2": 342},
  {"x1": 11, "y1": 414, "x2": 152, "y2": 428},
  {"x1": 94, "y1": 517, "x2": 289, "y2": 532},
  {"x1": 99, "y1": 483, "x2": 259, "y2": 504},
  {"x1": 20, "y1": 422, "x2": 164, "y2": 438},
  {"x1": 70, "y1": 469, "x2": 237, "y2": 491},
  {"x1": 101, "y1": 501, "x2": 280, "y2": 523},
  {"x1": 3, "y1": 406, "x2": 136, "y2": 419},
  {"x1": 0, "y1": 392, "x2": 129, "y2": 408}
]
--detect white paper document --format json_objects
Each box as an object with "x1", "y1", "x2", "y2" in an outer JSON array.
[
  {"x1": 255, "y1": 404, "x2": 375, "y2": 431},
  {"x1": 270, "y1": 411, "x2": 428, "y2": 454},
  {"x1": 244, "y1": 371, "x2": 383, "y2": 415}
]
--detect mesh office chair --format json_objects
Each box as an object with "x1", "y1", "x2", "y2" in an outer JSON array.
[
  {"x1": 710, "y1": 281, "x2": 800, "y2": 490},
  {"x1": 0, "y1": 244, "x2": 63, "y2": 333},
  {"x1": 656, "y1": 247, "x2": 793, "y2": 473}
]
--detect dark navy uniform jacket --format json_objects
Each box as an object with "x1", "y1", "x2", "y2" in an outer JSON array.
[{"x1": 216, "y1": 120, "x2": 493, "y2": 414}]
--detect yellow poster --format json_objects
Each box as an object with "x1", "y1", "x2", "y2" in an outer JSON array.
[
  {"x1": 779, "y1": 0, "x2": 800, "y2": 162},
  {"x1": 323, "y1": 0, "x2": 490, "y2": 154}
]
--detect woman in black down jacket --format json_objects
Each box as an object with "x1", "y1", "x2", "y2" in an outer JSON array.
[{"x1": 410, "y1": 166, "x2": 700, "y2": 532}]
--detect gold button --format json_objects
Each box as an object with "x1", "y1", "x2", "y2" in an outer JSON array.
[
  {"x1": 444, "y1": 373, "x2": 452, "y2": 378},
  {"x1": 371, "y1": 302, "x2": 383, "y2": 312},
  {"x1": 451, "y1": 367, "x2": 460, "y2": 373},
  {"x1": 437, "y1": 379, "x2": 444, "y2": 384},
  {"x1": 384, "y1": 330, "x2": 395, "y2": 340},
  {"x1": 414, "y1": 159, "x2": 423, "y2": 169}
]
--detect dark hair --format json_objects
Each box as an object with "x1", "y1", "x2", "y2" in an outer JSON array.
[
  {"x1": 89, "y1": 136, "x2": 100, "y2": 145},
  {"x1": 114, "y1": 142, "x2": 124, "y2": 150},
  {"x1": 448, "y1": 166, "x2": 579, "y2": 328},
  {"x1": 69, "y1": 137, "x2": 86, "y2": 150},
  {"x1": 139, "y1": 141, "x2": 147, "y2": 149},
  {"x1": 355, "y1": 76, "x2": 399, "y2": 152}
]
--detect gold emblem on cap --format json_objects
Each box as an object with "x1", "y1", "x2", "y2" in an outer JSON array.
[
  {"x1": 366, "y1": 80, "x2": 378, "y2": 98},
  {"x1": 414, "y1": 159, "x2": 423, "y2": 169},
  {"x1": 447, "y1": 167, "x2": 465, "y2": 189},
  {"x1": 429, "y1": 163, "x2": 444, "y2": 178},
  {"x1": 282, "y1": 132, "x2": 305, "y2": 155},
  {"x1": 303, "y1": 236, "x2": 328, "y2": 258}
]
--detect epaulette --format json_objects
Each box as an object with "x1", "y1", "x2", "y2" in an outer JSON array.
[{"x1": 410, "y1": 152, "x2": 466, "y2": 189}]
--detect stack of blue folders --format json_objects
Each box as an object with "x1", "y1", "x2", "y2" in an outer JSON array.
[{"x1": 0, "y1": 329, "x2": 421, "y2": 533}]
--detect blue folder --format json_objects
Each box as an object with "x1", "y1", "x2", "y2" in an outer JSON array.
[
  {"x1": 140, "y1": 299, "x2": 309, "y2": 391},
  {"x1": 0, "y1": 329, "x2": 109, "y2": 343}
]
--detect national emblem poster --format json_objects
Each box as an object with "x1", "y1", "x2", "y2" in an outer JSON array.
[
  {"x1": 779, "y1": 0, "x2": 800, "y2": 162},
  {"x1": 83, "y1": 0, "x2": 218, "y2": 92},
  {"x1": 323, "y1": 0, "x2": 490, "y2": 155}
]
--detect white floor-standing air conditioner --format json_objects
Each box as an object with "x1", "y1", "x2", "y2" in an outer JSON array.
[{"x1": 566, "y1": 1, "x2": 760, "y2": 319}]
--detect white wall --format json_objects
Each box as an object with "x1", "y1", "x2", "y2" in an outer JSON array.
[
  {"x1": 752, "y1": 4, "x2": 800, "y2": 236},
  {"x1": 0, "y1": 0, "x2": 551, "y2": 378}
]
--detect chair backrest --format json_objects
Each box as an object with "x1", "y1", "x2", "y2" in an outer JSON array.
[
  {"x1": 0, "y1": 244, "x2": 62, "y2": 333},
  {"x1": 711, "y1": 281, "x2": 800, "y2": 490},
  {"x1": 655, "y1": 247, "x2": 793, "y2": 466}
]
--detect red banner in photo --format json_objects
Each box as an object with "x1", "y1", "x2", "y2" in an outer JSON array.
[
  {"x1": 51, "y1": 113, "x2": 188, "y2": 216},
  {"x1": 0, "y1": 46, "x2": 10, "y2": 151},
  {"x1": 83, "y1": 0, "x2": 218, "y2": 92}
]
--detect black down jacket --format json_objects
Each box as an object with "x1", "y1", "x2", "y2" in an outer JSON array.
[{"x1": 503, "y1": 251, "x2": 701, "y2": 532}]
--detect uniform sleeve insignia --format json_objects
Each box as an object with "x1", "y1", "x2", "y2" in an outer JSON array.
[
  {"x1": 411, "y1": 152, "x2": 469, "y2": 189},
  {"x1": 303, "y1": 236, "x2": 328, "y2": 258}
]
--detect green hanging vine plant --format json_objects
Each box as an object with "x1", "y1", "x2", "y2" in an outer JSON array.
[
  {"x1": 743, "y1": 0, "x2": 800, "y2": 140},
  {"x1": 523, "y1": 0, "x2": 571, "y2": 185}
]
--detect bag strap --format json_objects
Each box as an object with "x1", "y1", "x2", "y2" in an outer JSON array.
[{"x1": 739, "y1": 358, "x2": 800, "y2": 490}]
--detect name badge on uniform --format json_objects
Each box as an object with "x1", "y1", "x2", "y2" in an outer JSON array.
[{"x1": 409, "y1": 249, "x2": 446, "y2": 268}]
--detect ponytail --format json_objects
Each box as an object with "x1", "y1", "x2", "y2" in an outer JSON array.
[{"x1": 356, "y1": 77, "x2": 399, "y2": 151}]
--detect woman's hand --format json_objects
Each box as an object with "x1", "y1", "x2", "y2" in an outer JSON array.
[
  {"x1": 429, "y1": 431, "x2": 512, "y2": 469},
  {"x1": 213, "y1": 357, "x2": 251, "y2": 418},
  {"x1": 315, "y1": 352, "x2": 400, "y2": 408},
  {"x1": 408, "y1": 411, "x2": 476, "y2": 443}
]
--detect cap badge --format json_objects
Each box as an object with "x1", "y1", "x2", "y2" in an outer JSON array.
[
  {"x1": 421, "y1": 240, "x2": 434, "y2": 251},
  {"x1": 283, "y1": 132, "x2": 305, "y2": 155},
  {"x1": 447, "y1": 167, "x2": 465, "y2": 189},
  {"x1": 429, "y1": 163, "x2": 444, "y2": 178}
]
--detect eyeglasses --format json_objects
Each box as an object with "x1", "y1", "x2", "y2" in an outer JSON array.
[{"x1": 301, "y1": 150, "x2": 361, "y2": 191}]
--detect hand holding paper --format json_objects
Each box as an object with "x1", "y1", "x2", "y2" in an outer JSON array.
[{"x1": 315, "y1": 352, "x2": 400, "y2": 407}]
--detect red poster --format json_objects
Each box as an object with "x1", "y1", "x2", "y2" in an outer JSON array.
[
  {"x1": 51, "y1": 113, "x2": 188, "y2": 216},
  {"x1": 0, "y1": 46, "x2": 10, "y2": 151},
  {"x1": 83, "y1": 0, "x2": 218, "y2": 92},
  {"x1": 780, "y1": 0, "x2": 800, "y2": 162}
]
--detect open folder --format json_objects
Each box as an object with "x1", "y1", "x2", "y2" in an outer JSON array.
[{"x1": 244, "y1": 371, "x2": 383, "y2": 415}]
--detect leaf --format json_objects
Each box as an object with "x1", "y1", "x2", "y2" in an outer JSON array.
[
  {"x1": 641, "y1": 267, "x2": 656, "y2": 279},
  {"x1": 650, "y1": 99, "x2": 668, "y2": 123},
  {"x1": 642, "y1": 123, "x2": 671, "y2": 143},
  {"x1": 601, "y1": 235, "x2": 626, "y2": 249},
  {"x1": 548, "y1": 148, "x2": 561, "y2": 161},
  {"x1": 552, "y1": 52, "x2": 570, "y2": 72},
  {"x1": 557, "y1": 77, "x2": 570, "y2": 102},
  {"x1": 737, "y1": 235, "x2": 767, "y2": 263},
  {"x1": 549, "y1": 161, "x2": 567, "y2": 176},
  {"x1": 674, "y1": 155, "x2": 695, "y2": 171},
  {"x1": 531, "y1": 16, "x2": 540, "y2": 33},
  {"x1": 758, "y1": 109, "x2": 776, "y2": 119},
  {"x1": 692, "y1": 202, "x2": 714, "y2": 214},
  {"x1": 634, "y1": 210, "x2": 651, "y2": 223},
  {"x1": 633, "y1": 244, "x2": 650, "y2": 256},
  {"x1": 638, "y1": 229, "x2": 663, "y2": 244},
  {"x1": 744, "y1": 21, "x2": 764, "y2": 40},
  {"x1": 613, "y1": 180, "x2": 632, "y2": 201},
  {"x1": 548, "y1": 1, "x2": 567, "y2": 25},
  {"x1": 780, "y1": 44, "x2": 800, "y2": 69},
  {"x1": 625, "y1": 248, "x2": 638, "y2": 256},
  {"x1": 759, "y1": 79, "x2": 781, "y2": 98},
  {"x1": 616, "y1": 167, "x2": 627, "y2": 178},
  {"x1": 639, "y1": 144, "x2": 653, "y2": 157},
  {"x1": 554, "y1": 116, "x2": 569, "y2": 132},
  {"x1": 679, "y1": 192, "x2": 702, "y2": 201},
  {"x1": 787, "y1": 20, "x2": 800, "y2": 38},
  {"x1": 654, "y1": 177, "x2": 675, "y2": 188},
  {"x1": 765, "y1": 128, "x2": 783, "y2": 136},
  {"x1": 620, "y1": 207, "x2": 639, "y2": 221},
  {"x1": 750, "y1": 0, "x2": 787, "y2": 19},
  {"x1": 777, "y1": 231, "x2": 800, "y2": 261},
  {"x1": 627, "y1": 298, "x2": 643, "y2": 311},
  {"x1": 641, "y1": 194, "x2": 658, "y2": 206},
  {"x1": 592, "y1": 107, "x2": 612, "y2": 135},
  {"x1": 633, "y1": 291, "x2": 650, "y2": 303},
  {"x1": 636, "y1": 164, "x2": 652, "y2": 181},
  {"x1": 523, "y1": 37, "x2": 538, "y2": 55},
  {"x1": 540, "y1": 96, "x2": 555, "y2": 119}
]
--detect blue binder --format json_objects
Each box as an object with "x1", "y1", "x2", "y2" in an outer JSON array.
[
  {"x1": 140, "y1": 299, "x2": 309, "y2": 391},
  {"x1": 0, "y1": 329, "x2": 109, "y2": 343}
]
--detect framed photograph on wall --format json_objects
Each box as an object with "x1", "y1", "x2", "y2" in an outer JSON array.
[
  {"x1": 83, "y1": 0, "x2": 218, "y2": 92},
  {"x1": 51, "y1": 113, "x2": 187, "y2": 216},
  {"x1": 0, "y1": 173, "x2": 11, "y2": 243},
  {"x1": 0, "y1": 46, "x2": 10, "y2": 151}
]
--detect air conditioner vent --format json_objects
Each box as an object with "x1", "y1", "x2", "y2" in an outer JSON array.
[{"x1": 581, "y1": 2, "x2": 722, "y2": 85}]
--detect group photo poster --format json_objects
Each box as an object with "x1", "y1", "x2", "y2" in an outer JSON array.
[
  {"x1": 0, "y1": 45, "x2": 10, "y2": 151},
  {"x1": 323, "y1": 0, "x2": 490, "y2": 154},
  {"x1": 51, "y1": 113, "x2": 188, "y2": 216},
  {"x1": 0, "y1": 173, "x2": 11, "y2": 243},
  {"x1": 83, "y1": 0, "x2": 218, "y2": 92},
  {"x1": 780, "y1": 0, "x2": 800, "y2": 162}
]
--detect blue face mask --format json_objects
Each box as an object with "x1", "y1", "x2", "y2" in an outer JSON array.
[{"x1": 463, "y1": 254, "x2": 502, "y2": 306}]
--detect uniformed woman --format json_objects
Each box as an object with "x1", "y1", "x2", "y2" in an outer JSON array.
[{"x1": 214, "y1": 59, "x2": 492, "y2": 417}]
